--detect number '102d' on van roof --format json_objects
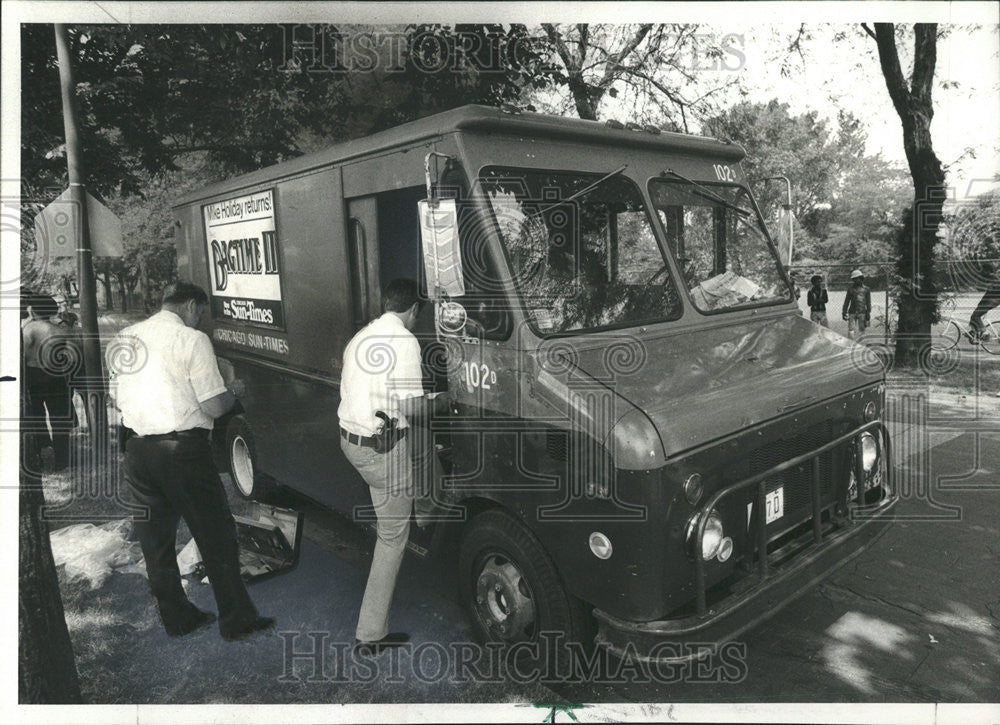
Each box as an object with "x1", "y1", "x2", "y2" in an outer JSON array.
[{"x1": 173, "y1": 104, "x2": 747, "y2": 207}]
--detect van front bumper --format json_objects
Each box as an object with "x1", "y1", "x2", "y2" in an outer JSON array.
[{"x1": 594, "y1": 420, "x2": 897, "y2": 663}]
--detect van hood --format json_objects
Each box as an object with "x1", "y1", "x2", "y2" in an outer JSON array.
[{"x1": 559, "y1": 313, "x2": 881, "y2": 460}]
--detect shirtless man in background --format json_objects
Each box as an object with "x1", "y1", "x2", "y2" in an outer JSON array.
[{"x1": 22, "y1": 294, "x2": 78, "y2": 471}]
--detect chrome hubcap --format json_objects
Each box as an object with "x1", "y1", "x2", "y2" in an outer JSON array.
[
  {"x1": 231, "y1": 435, "x2": 254, "y2": 496},
  {"x1": 474, "y1": 554, "x2": 535, "y2": 642}
]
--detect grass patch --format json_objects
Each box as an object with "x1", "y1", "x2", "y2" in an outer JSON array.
[
  {"x1": 888, "y1": 352, "x2": 1000, "y2": 397},
  {"x1": 40, "y1": 432, "x2": 556, "y2": 704}
]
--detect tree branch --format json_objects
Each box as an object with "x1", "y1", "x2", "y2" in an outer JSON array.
[
  {"x1": 910, "y1": 23, "x2": 938, "y2": 105},
  {"x1": 872, "y1": 23, "x2": 911, "y2": 121},
  {"x1": 596, "y1": 24, "x2": 653, "y2": 89},
  {"x1": 860, "y1": 23, "x2": 877, "y2": 41},
  {"x1": 542, "y1": 24, "x2": 575, "y2": 70},
  {"x1": 616, "y1": 66, "x2": 689, "y2": 113},
  {"x1": 576, "y1": 24, "x2": 589, "y2": 66}
]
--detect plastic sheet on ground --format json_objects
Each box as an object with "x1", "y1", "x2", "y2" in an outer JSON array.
[
  {"x1": 50, "y1": 519, "x2": 144, "y2": 589},
  {"x1": 176, "y1": 537, "x2": 202, "y2": 576}
]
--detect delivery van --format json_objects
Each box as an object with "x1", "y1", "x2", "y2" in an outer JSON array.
[{"x1": 173, "y1": 105, "x2": 896, "y2": 661}]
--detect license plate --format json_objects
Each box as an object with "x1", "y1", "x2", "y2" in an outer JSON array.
[{"x1": 747, "y1": 486, "x2": 784, "y2": 526}]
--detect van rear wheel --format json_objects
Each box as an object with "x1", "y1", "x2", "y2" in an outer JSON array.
[
  {"x1": 458, "y1": 510, "x2": 592, "y2": 649},
  {"x1": 225, "y1": 418, "x2": 275, "y2": 501}
]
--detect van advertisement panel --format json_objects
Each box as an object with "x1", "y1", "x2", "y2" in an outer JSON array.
[{"x1": 203, "y1": 189, "x2": 284, "y2": 330}]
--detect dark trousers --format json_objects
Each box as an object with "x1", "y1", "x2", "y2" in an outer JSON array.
[
  {"x1": 25, "y1": 366, "x2": 71, "y2": 469},
  {"x1": 124, "y1": 431, "x2": 257, "y2": 634},
  {"x1": 970, "y1": 287, "x2": 1000, "y2": 330}
]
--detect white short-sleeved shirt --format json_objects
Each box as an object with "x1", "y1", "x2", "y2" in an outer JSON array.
[
  {"x1": 337, "y1": 312, "x2": 425, "y2": 436},
  {"x1": 108, "y1": 310, "x2": 227, "y2": 435}
]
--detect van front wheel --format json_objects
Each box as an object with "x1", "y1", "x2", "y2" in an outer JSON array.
[
  {"x1": 458, "y1": 510, "x2": 591, "y2": 648},
  {"x1": 225, "y1": 418, "x2": 275, "y2": 501}
]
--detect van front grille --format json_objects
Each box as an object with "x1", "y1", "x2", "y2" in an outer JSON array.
[
  {"x1": 746, "y1": 421, "x2": 838, "y2": 523},
  {"x1": 546, "y1": 430, "x2": 568, "y2": 462}
]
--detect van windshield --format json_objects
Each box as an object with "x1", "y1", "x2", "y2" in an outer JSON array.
[
  {"x1": 648, "y1": 179, "x2": 792, "y2": 312},
  {"x1": 480, "y1": 167, "x2": 682, "y2": 334}
]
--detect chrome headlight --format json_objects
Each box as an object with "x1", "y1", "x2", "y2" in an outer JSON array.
[
  {"x1": 683, "y1": 473, "x2": 703, "y2": 505},
  {"x1": 860, "y1": 432, "x2": 878, "y2": 472},
  {"x1": 864, "y1": 401, "x2": 877, "y2": 421},
  {"x1": 688, "y1": 509, "x2": 725, "y2": 560}
]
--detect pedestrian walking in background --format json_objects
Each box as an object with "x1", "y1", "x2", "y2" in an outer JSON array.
[
  {"x1": 807, "y1": 274, "x2": 829, "y2": 327},
  {"x1": 842, "y1": 269, "x2": 871, "y2": 338},
  {"x1": 108, "y1": 281, "x2": 274, "y2": 640}
]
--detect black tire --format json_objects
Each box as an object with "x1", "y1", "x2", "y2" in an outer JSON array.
[
  {"x1": 225, "y1": 417, "x2": 275, "y2": 501},
  {"x1": 932, "y1": 320, "x2": 962, "y2": 352},
  {"x1": 458, "y1": 509, "x2": 593, "y2": 650}
]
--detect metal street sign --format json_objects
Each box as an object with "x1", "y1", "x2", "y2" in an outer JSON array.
[{"x1": 33, "y1": 188, "x2": 124, "y2": 258}]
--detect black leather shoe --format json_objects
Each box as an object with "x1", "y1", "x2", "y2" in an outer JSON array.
[
  {"x1": 164, "y1": 608, "x2": 217, "y2": 637},
  {"x1": 221, "y1": 615, "x2": 276, "y2": 642},
  {"x1": 353, "y1": 632, "x2": 410, "y2": 656}
]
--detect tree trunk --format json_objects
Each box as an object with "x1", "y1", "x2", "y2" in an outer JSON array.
[
  {"x1": 894, "y1": 181, "x2": 946, "y2": 366},
  {"x1": 95, "y1": 270, "x2": 111, "y2": 311},
  {"x1": 871, "y1": 23, "x2": 946, "y2": 366},
  {"x1": 117, "y1": 271, "x2": 128, "y2": 313},
  {"x1": 138, "y1": 258, "x2": 151, "y2": 313},
  {"x1": 19, "y1": 363, "x2": 83, "y2": 703},
  {"x1": 567, "y1": 73, "x2": 600, "y2": 121}
]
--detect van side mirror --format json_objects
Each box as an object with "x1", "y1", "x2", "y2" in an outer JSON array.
[
  {"x1": 419, "y1": 199, "x2": 465, "y2": 300},
  {"x1": 437, "y1": 299, "x2": 468, "y2": 337}
]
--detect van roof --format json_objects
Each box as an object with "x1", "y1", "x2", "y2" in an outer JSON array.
[{"x1": 174, "y1": 104, "x2": 746, "y2": 206}]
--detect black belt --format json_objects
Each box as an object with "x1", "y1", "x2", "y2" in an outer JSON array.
[
  {"x1": 138, "y1": 428, "x2": 210, "y2": 441},
  {"x1": 341, "y1": 427, "x2": 406, "y2": 449}
]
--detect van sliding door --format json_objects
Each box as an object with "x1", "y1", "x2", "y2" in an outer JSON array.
[{"x1": 346, "y1": 196, "x2": 381, "y2": 330}]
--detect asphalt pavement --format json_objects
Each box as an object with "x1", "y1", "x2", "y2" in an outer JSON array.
[{"x1": 228, "y1": 386, "x2": 1000, "y2": 704}]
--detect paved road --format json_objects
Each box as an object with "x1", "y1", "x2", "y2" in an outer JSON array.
[{"x1": 257, "y1": 390, "x2": 1000, "y2": 704}]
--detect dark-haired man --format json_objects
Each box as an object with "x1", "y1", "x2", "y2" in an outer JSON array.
[
  {"x1": 338, "y1": 278, "x2": 446, "y2": 655},
  {"x1": 23, "y1": 293, "x2": 77, "y2": 470},
  {"x1": 108, "y1": 281, "x2": 273, "y2": 640},
  {"x1": 807, "y1": 274, "x2": 829, "y2": 328}
]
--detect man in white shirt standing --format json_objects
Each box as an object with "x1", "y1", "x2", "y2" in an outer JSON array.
[
  {"x1": 109, "y1": 281, "x2": 273, "y2": 640},
  {"x1": 338, "y1": 278, "x2": 444, "y2": 655}
]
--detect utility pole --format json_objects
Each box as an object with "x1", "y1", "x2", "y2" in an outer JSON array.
[{"x1": 54, "y1": 24, "x2": 106, "y2": 440}]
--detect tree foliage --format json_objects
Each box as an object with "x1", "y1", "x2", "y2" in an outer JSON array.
[
  {"x1": 22, "y1": 23, "x2": 545, "y2": 308},
  {"x1": 941, "y1": 188, "x2": 1000, "y2": 291},
  {"x1": 945, "y1": 188, "x2": 1000, "y2": 260},
  {"x1": 701, "y1": 100, "x2": 910, "y2": 266},
  {"x1": 537, "y1": 24, "x2": 742, "y2": 128},
  {"x1": 23, "y1": 25, "x2": 314, "y2": 197}
]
